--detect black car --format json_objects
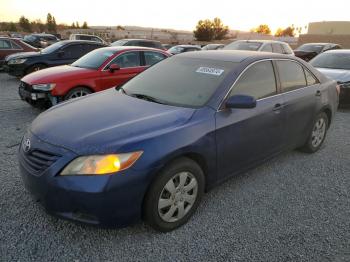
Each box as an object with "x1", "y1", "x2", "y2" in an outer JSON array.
[
  {"x1": 4, "y1": 40, "x2": 106, "y2": 76},
  {"x1": 23, "y1": 34, "x2": 59, "y2": 48},
  {"x1": 111, "y1": 39, "x2": 165, "y2": 50},
  {"x1": 167, "y1": 45, "x2": 202, "y2": 55},
  {"x1": 294, "y1": 43, "x2": 341, "y2": 61}
]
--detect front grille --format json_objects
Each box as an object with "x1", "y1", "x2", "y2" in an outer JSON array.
[
  {"x1": 19, "y1": 148, "x2": 61, "y2": 175},
  {"x1": 20, "y1": 81, "x2": 33, "y2": 92}
]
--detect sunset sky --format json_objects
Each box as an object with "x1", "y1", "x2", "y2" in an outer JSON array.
[{"x1": 0, "y1": 0, "x2": 349, "y2": 33}]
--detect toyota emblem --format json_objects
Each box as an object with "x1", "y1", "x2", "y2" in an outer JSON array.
[{"x1": 23, "y1": 138, "x2": 31, "y2": 153}]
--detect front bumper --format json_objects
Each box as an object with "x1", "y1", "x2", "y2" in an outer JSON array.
[
  {"x1": 18, "y1": 132, "x2": 154, "y2": 227},
  {"x1": 19, "y1": 82, "x2": 59, "y2": 107},
  {"x1": 3, "y1": 63, "x2": 27, "y2": 77}
]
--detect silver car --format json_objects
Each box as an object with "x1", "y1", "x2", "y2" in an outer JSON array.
[
  {"x1": 224, "y1": 40, "x2": 294, "y2": 56},
  {"x1": 310, "y1": 50, "x2": 350, "y2": 106}
]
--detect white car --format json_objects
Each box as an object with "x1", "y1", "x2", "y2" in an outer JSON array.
[
  {"x1": 69, "y1": 34, "x2": 105, "y2": 44},
  {"x1": 224, "y1": 40, "x2": 294, "y2": 55}
]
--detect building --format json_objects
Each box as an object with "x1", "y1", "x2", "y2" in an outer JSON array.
[{"x1": 298, "y1": 21, "x2": 350, "y2": 48}]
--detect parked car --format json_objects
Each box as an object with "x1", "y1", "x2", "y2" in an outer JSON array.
[
  {"x1": 4, "y1": 40, "x2": 106, "y2": 76},
  {"x1": 224, "y1": 40, "x2": 294, "y2": 55},
  {"x1": 19, "y1": 46, "x2": 171, "y2": 107},
  {"x1": 18, "y1": 51, "x2": 338, "y2": 231},
  {"x1": 310, "y1": 49, "x2": 350, "y2": 106},
  {"x1": 111, "y1": 39, "x2": 165, "y2": 50},
  {"x1": 69, "y1": 34, "x2": 105, "y2": 44},
  {"x1": 202, "y1": 44, "x2": 225, "y2": 50},
  {"x1": 167, "y1": 45, "x2": 202, "y2": 55},
  {"x1": 294, "y1": 43, "x2": 341, "y2": 61},
  {"x1": 0, "y1": 37, "x2": 38, "y2": 69},
  {"x1": 23, "y1": 34, "x2": 60, "y2": 48},
  {"x1": 162, "y1": 44, "x2": 173, "y2": 50},
  {"x1": 9, "y1": 32, "x2": 23, "y2": 39}
]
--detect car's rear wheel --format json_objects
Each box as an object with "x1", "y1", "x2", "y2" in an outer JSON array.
[
  {"x1": 64, "y1": 87, "x2": 92, "y2": 101},
  {"x1": 26, "y1": 64, "x2": 47, "y2": 75},
  {"x1": 300, "y1": 112, "x2": 329, "y2": 153},
  {"x1": 143, "y1": 157, "x2": 205, "y2": 232}
]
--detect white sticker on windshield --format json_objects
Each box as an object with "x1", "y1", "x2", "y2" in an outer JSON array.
[{"x1": 196, "y1": 67, "x2": 224, "y2": 76}]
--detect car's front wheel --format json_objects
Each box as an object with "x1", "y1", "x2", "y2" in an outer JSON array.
[
  {"x1": 144, "y1": 157, "x2": 205, "y2": 232},
  {"x1": 301, "y1": 112, "x2": 329, "y2": 153},
  {"x1": 26, "y1": 64, "x2": 47, "y2": 75},
  {"x1": 64, "y1": 87, "x2": 92, "y2": 101}
]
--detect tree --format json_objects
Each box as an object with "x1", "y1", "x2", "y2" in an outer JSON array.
[
  {"x1": 274, "y1": 26, "x2": 295, "y2": 37},
  {"x1": 71, "y1": 22, "x2": 76, "y2": 29},
  {"x1": 193, "y1": 19, "x2": 214, "y2": 41},
  {"x1": 82, "y1": 21, "x2": 88, "y2": 29},
  {"x1": 193, "y1": 18, "x2": 229, "y2": 41},
  {"x1": 76, "y1": 22, "x2": 80, "y2": 28},
  {"x1": 46, "y1": 13, "x2": 57, "y2": 33},
  {"x1": 19, "y1": 16, "x2": 32, "y2": 32},
  {"x1": 212, "y1": 17, "x2": 229, "y2": 40},
  {"x1": 252, "y1": 24, "x2": 271, "y2": 35}
]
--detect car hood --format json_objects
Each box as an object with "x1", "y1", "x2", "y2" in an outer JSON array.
[
  {"x1": 21, "y1": 65, "x2": 96, "y2": 84},
  {"x1": 316, "y1": 67, "x2": 350, "y2": 83},
  {"x1": 6, "y1": 51, "x2": 41, "y2": 60},
  {"x1": 30, "y1": 89, "x2": 195, "y2": 154}
]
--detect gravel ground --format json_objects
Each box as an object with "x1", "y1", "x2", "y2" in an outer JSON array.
[{"x1": 0, "y1": 72, "x2": 349, "y2": 262}]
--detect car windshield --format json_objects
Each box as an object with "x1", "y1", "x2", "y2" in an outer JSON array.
[
  {"x1": 122, "y1": 57, "x2": 238, "y2": 108},
  {"x1": 310, "y1": 53, "x2": 350, "y2": 70},
  {"x1": 111, "y1": 40, "x2": 128, "y2": 46},
  {"x1": 296, "y1": 44, "x2": 324, "y2": 53},
  {"x1": 224, "y1": 41, "x2": 262, "y2": 51},
  {"x1": 40, "y1": 41, "x2": 65, "y2": 54},
  {"x1": 168, "y1": 46, "x2": 185, "y2": 54},
  {"x1": 72, "y1": 48, "x2": 116, "y2": 69}
]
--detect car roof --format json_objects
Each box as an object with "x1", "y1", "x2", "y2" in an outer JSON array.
[
  {"x1": 301, "y1": 43, "x2": 338, "y2": 46},
  {"x1": 323, "y1": 49, "x2": 350, "y2": 54},
  {"x1": 119, "y1": 38, "x2": 160, "y2": 42},
  {"x1": 58, "y1": 40, "x2": 105, "y2": 45},
  {"x1": 174, "y1": 45, "x2": 201, "y2": 48},
  {"x1": 235, "y1": 39, "x2": 289, "y2": 44},
  {"x1": 99, "y1": 46, "x2": 168, "y2": 52},
  {"x1": 176, "y1": 50, "x2": 293, "y2": 62}
]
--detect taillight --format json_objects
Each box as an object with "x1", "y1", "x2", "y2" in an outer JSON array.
[{"x1": 336, "y1": 84, "x2": 340, "y2": 96}]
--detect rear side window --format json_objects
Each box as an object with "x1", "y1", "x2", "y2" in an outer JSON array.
[
  {"x1": 282, "y1": 44, "x2": 293, "y2": 54},
  {"x1": 276, "y1": 60, "x2": 307, "y2": 92},
  {"x1": 144, "y1": 51, "x2": 167, "y2": 66},
  {"x1": 62, "y1": 44, "x2": 84, "y2": 59},
  {"x1": 261, "y1": 44, "x2": 272, "y2": 52},
  {"x1": 304, "y1": 69, "x2": 318, "y2": 86},
  {"x1": 230, "y1": 61, "x2": 277, "y2": 100},
  {"x1": 272, "y1": 44, "x2": 283, "y2": 54}
]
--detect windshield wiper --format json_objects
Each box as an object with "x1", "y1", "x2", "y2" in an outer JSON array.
[{"x1": 129, "y1": 93, "x2": 167, "y2": 105}]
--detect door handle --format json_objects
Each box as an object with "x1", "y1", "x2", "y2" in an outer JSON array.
[
  {"x1": 273, "y1": 103, "x2": 284, "y2": 111},
  {"x1": 315, "y1": 90, "x2": 321, "y2": 96}
]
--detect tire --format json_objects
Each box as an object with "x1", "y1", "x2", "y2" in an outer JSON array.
[
  {"x1": 143, "y1": 157, "x2": 205, "y2": 232},
  {"x1": 64, "y1": 87, "x2": 92, "y2": 101},
  {"x1": 300, "y1": 112, "x2": 329, "y2": 153},
  {"x1": 26, "y1": 64, "x2": 47, "y2": 75}
]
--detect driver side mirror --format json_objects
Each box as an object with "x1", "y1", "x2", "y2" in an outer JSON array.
[
  {"x1": 225, "y1": 95, "x2": 256, "y2": 109},
  {"x1": 109, "y1": 63, "x2": 120, "y2": 73}
]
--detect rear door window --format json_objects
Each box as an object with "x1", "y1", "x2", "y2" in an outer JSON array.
[
  {"x1": 272, "y1": 44, "x2": 283, "y2": 54},
  {"x1": 111, "y1": 51, "x2": 141, "y2": 68},
  {"x1": 276, "y1": 60, "x2": 307, "y2": 92},
  {"x1": 61, "y1": 44, "x2": 84, "y2": 59},
  {"x1": 230, "y1": 61, "x2": 277, "y2": 99},
  {"x1": 261, "y1": 44, "x2": 273, "y2": 52},
  {"x1": 10, "y1": 41, "x2": 22, "y2": 49},
  {"x1": 144, "y1": 51, "x2": 167, "y2": 66}
]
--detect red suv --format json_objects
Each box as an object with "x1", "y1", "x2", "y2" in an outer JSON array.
[{"x1": 19, "y1": 46, "x2": 171, "y2": 107}]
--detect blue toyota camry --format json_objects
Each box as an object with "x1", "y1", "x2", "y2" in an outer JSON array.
[{"x1": 19, "y1": 51, "x2": 338, "y2": 231}]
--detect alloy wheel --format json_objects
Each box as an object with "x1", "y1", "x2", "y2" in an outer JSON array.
[
  {"x1": 67, "y1": 90, "x2": 90, "y2": 99},
  {"x1": 311, "y1": 117, "x2": 326, "y2": 148}
]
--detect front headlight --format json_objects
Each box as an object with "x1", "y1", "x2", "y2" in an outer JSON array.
[
  {"x1": 8, "y1": 58, "x2": 27, "y2": 65},
  {"x1": 32, "y1": 83, "x2": 56, "y2": 91},
  {"x1": 60, "y1": 151, "x2": 143, "y2": 176}
]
